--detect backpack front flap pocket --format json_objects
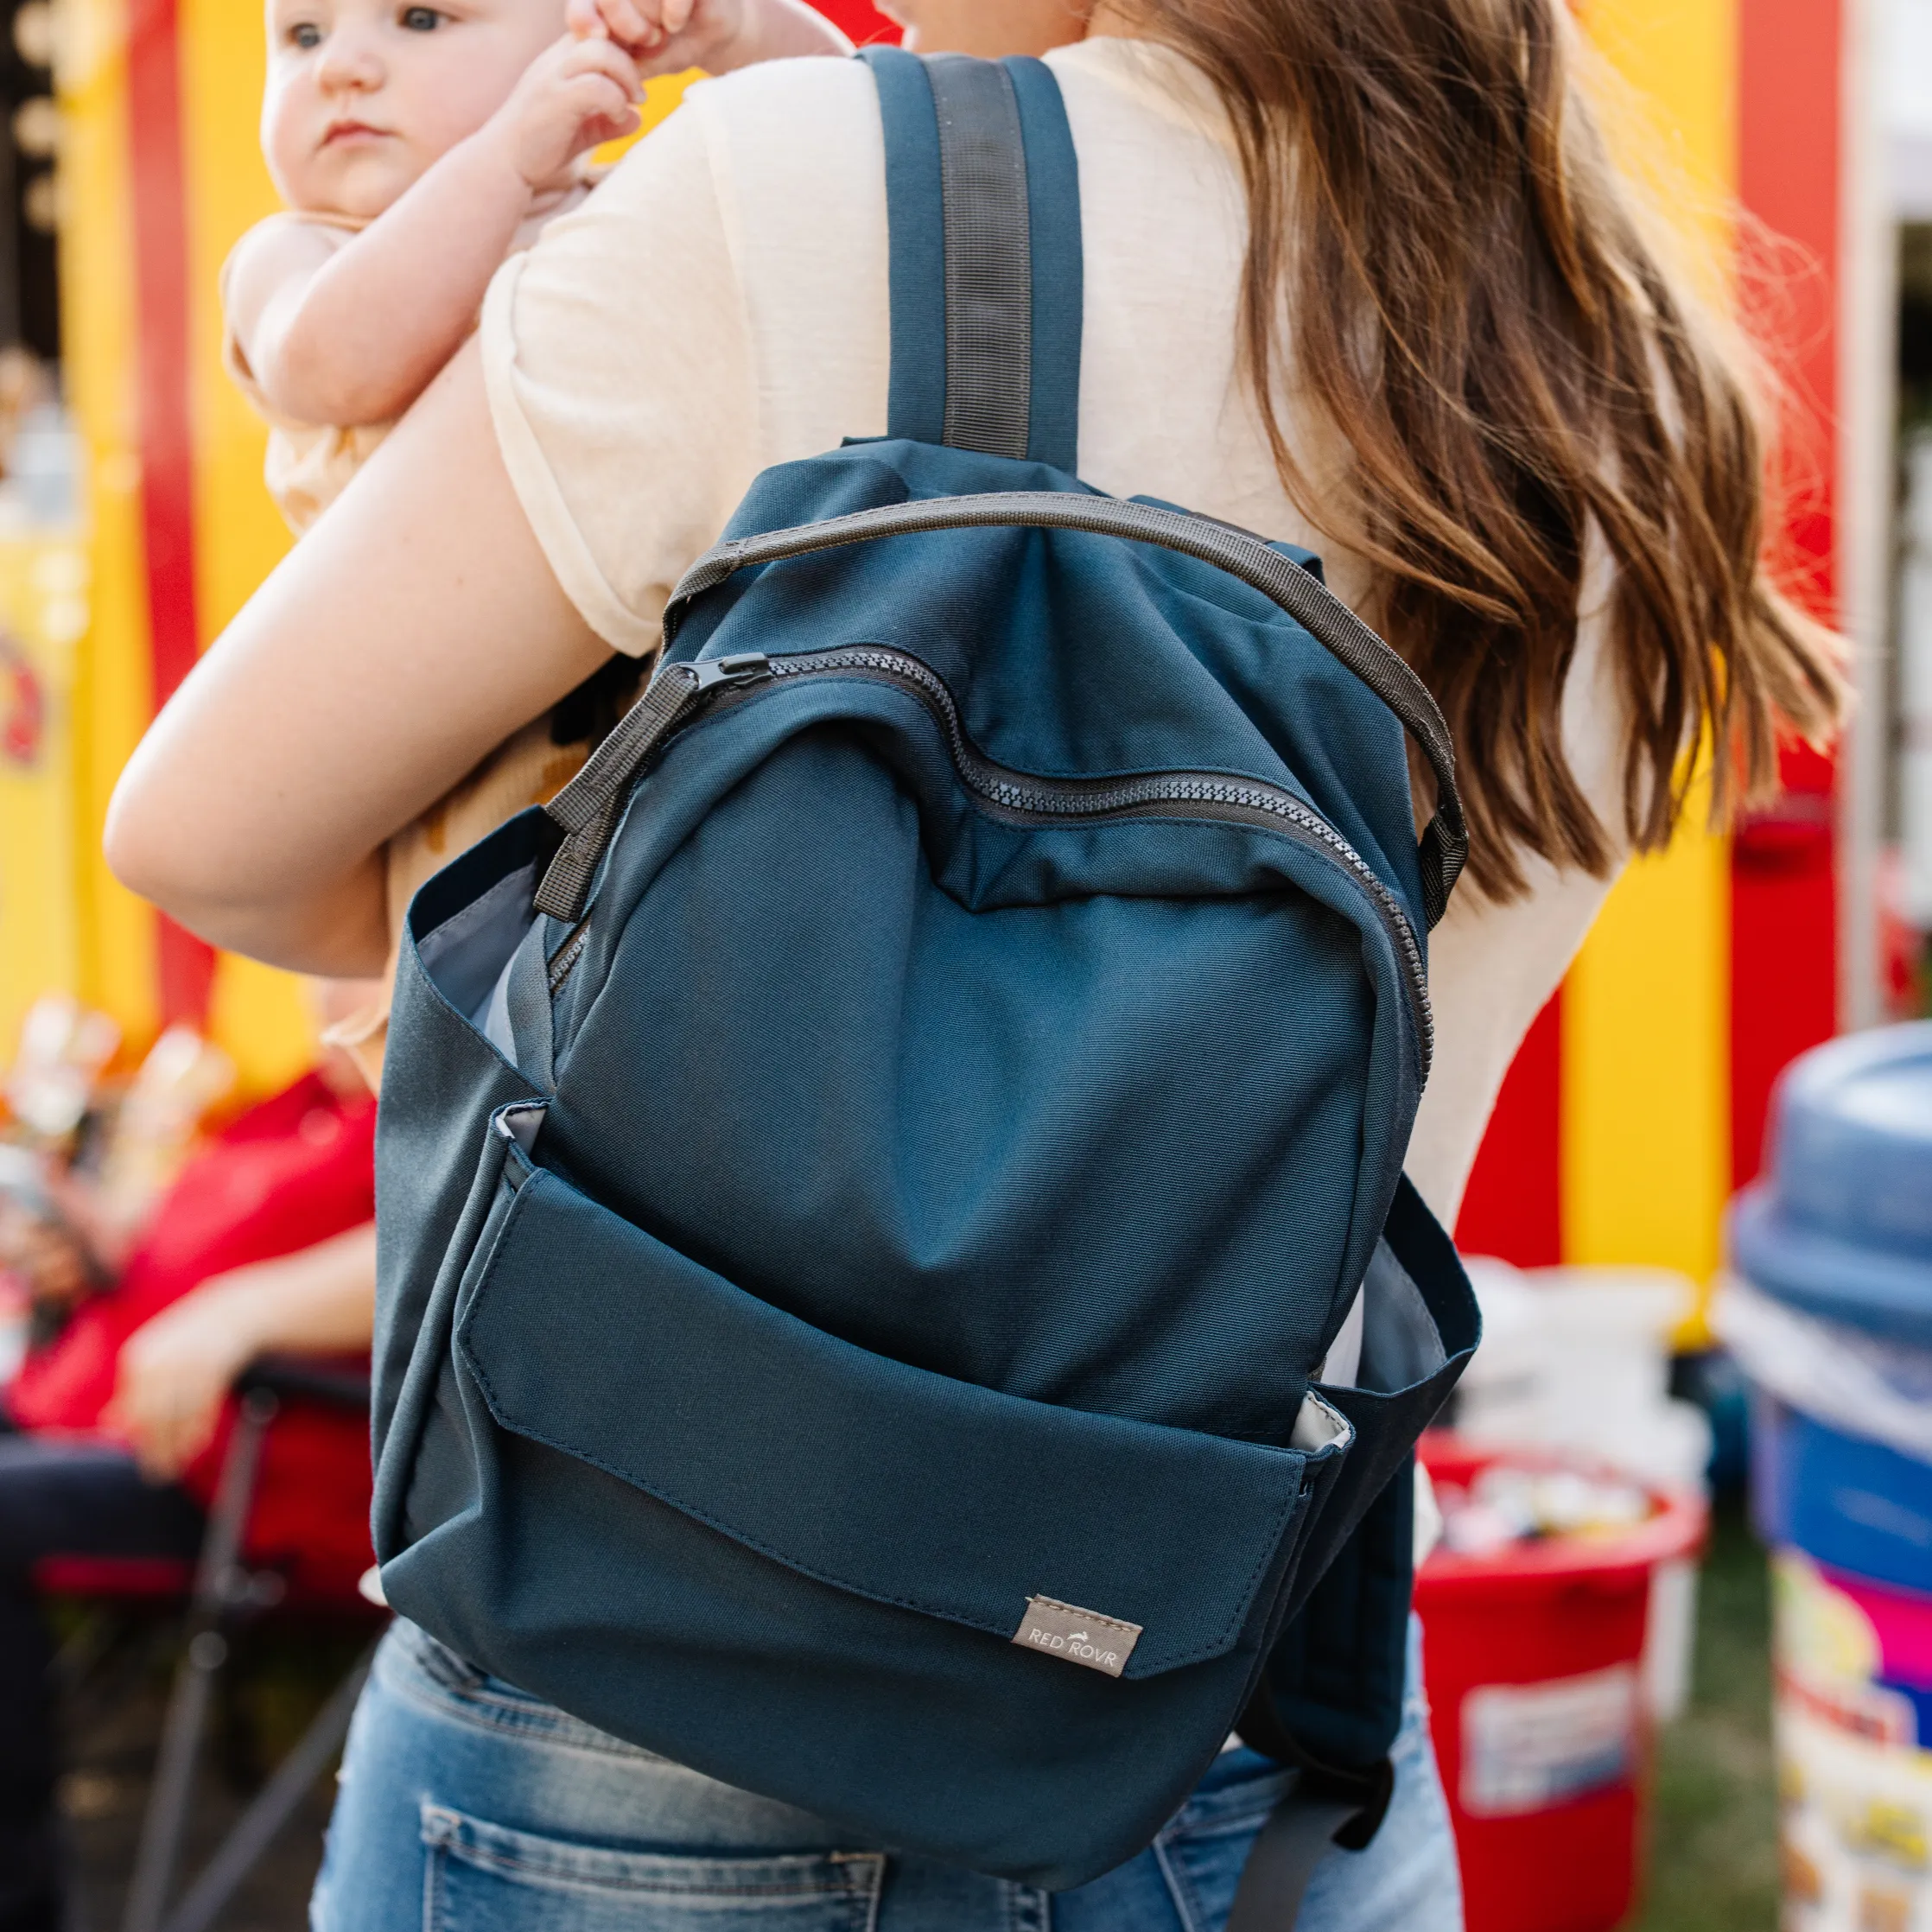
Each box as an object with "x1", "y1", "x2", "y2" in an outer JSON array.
[
  {"x1": 383, "y1": 1156, "x2": 1352, "y2": 1889},
  {"x1": 453, "y1": 1162, "x2": 1344, "y2": 1681}
]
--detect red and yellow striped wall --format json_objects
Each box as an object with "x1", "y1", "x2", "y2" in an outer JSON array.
[
  {"x1": 37, "y1": 0, "x2": 696, "y2": 1090},
  {"x1": 15, "y1": 0, "x2": 1846, "y2": 1298},
  {"x1": 1457, "y1": 0, "x2": 1845, "y2": 1304}
]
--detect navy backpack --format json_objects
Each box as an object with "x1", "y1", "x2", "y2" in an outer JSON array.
[{"x1": 372, "y1": 48, "x2": 1480, "y2": 1923}]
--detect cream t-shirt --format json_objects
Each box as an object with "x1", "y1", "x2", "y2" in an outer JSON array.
[
  {"x1": 222, "y1": 195, "x2": 601, "y2": 1084},
  {"x1": 479, "y1": 36, "x2": 1628, "y2": 1230}
]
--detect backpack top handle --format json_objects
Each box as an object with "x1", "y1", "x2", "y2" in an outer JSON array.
[
  {"x1": 663, "y1": 493, "x2": 1470, "y2": 928},
  {"x1": 862, "y1": 48, "x2": 1084, "y2": 472}
]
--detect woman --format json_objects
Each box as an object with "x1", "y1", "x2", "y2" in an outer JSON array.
[{"x1": 104, "y1": 0, "x2": 1842, "y2": 1924}]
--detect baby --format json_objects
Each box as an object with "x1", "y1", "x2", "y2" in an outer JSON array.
[{"x1": 222, "y1": 0, "x2": 853, "y2": 1077}]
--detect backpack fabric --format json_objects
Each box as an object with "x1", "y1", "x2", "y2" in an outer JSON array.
[{"x1": 370, "y1": 48, "x2": 1479, "y2": 1898}]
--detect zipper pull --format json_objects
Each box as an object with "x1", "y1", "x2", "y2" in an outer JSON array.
[
  {"x1": 689, "y1": 652, "x2": 772, "y2": 693},
  {"x1": 536, "y1": 655, "x2": 773, "y2": 923}
]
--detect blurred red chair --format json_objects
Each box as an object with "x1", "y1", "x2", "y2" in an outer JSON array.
[
  {"x1": 9, "y1": 1069, "x2": 381, "y2": 1932},
  {"x1": 34, "y1": 1360, "x2": 380, "y2": 1932},
  {"x1": 125, "y1": 1358, "x2": 378, "y2": 1932}
]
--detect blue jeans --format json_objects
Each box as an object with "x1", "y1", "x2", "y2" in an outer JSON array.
[{"x1": 313, "y1": 1617, "x2": 1462, "y2": 1931}]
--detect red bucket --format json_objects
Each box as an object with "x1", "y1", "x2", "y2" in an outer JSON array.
[{"x1": 1415, "y1": 1435, "x2": 1707, "y2": 1932}]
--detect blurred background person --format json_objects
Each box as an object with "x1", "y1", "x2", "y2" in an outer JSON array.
[{"x1": 0, "y1": 980, "x2": 378, "y2": 1932}]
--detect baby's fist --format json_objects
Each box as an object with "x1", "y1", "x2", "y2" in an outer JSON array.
[
  {"x1": 566, "y1": 0, "x2": 849, "y2": 80},
  {"x1": 493, "y1": 33, "x2": 642, "y2": 193},
  {"x1": 568, "y1": 0, "x2": 695, "y2": 56},
  {"x1": 566, "y1": 0, "x2": 776, "y2": 76}
]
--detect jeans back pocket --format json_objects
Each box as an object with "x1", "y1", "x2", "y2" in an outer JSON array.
[{"x1": 421, "y1": 1804, "x2": 885, "y2": 1930}]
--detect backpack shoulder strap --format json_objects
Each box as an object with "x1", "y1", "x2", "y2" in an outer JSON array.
[{"x1": 860, "y1": 48, "x2": 1083, "y2": 472}]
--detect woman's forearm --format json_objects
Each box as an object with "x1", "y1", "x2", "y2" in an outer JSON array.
[
  {"x1": 107, "y1": 1222, "x2": 380, "y2": 1477},
  {"x1": 152, "y1": 852, "x2": 391, "y2": 979},
  {"x1": 105, "y1": 340, "x2": 613, "y2": 963}
]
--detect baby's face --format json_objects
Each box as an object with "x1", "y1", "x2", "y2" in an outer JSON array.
[{"x1": 263, "y1": 0, "x2": 565, "y2": 219}]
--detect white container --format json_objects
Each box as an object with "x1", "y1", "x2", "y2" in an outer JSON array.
[{"x1": 1458, "y1": 1261, "x2": 1712, "y2": 1496}]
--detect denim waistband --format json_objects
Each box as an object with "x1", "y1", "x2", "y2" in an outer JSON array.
[{"x1": 378, "y1": 1618, "x2": 681, "y2": 1763}]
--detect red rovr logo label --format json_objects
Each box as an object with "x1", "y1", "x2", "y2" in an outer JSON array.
[{"x1": 1011, "y1": 1596, "x2": 1141, "y2": 1678}]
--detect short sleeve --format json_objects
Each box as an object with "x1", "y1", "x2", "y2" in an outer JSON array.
[{"x1": 481, "y1": 102, "x2": 759, "y2": 657}]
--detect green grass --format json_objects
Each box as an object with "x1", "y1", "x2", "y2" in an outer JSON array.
[{"x1": 1630, "y1": 1503, "x2": 1779, "y2": 1931}]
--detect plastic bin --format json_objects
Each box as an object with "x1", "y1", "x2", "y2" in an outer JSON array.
[
  {"x1": 1457, "y1": 1258, "x2": 1713, "y2": 1533},
  {"x1": 1728, "y1": 1023, "x2": 1932, "y2": 1929},
  {"x1": 1415, "y1": 1437, "x2": 1706, "y2": 1932}
]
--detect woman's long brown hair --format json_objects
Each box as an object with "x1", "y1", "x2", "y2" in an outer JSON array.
[{"x1": 1115, "y1": 0, "x2": 1846, "y2": 899}]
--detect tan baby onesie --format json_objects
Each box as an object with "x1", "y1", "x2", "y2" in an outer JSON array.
[{"x1": 221, "y1": 200, "x2": 607, "y2": 1086}]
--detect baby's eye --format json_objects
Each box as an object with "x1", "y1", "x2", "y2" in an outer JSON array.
[
  {"x1": 288, "y1": 18, "x2": 321, "y2": 46},
  {"x1": 399, "y1": 5, "x2": 441, "y2": 27}
]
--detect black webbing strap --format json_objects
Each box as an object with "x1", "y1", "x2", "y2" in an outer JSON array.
[
  {"x1": 862, "y1": 47, "x2": 1084, "y2": 471},
  {"x1": 1232, "y1": 1686, "x2": 1397, "y2": 1929},
  {"x1": 931, "y1": 56, "x2": 1031, "y2": 461},
  {"x1": 1226, "y1": 1778, "x2": 1389, "y2": 1932}
]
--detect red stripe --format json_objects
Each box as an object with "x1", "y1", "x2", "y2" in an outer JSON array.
[
  {"x1": 1732, "y1": 0, "x2": 1842, "y2": 1185},
  {"x1": 810, "y1": 0, "x2": 899, "y2": 45},
  {"x1": 126, "y1": 0, "x2": 214, "y2": 1026},
  {"x1": 1731, "y1": 778, "x2": 1836, "y2": 1180},
  {"x1": 1453, "y1": 990, "x2": 1563, "y2": 1265}
]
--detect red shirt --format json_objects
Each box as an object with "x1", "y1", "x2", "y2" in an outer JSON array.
[{"x1": 9, "y1": 1071, "x2": 378, "y2": 1597}]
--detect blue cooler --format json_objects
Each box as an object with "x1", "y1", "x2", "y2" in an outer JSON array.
[
  {"x1": 1730, "y1": 1023, "x2": 1932, "y2": 1929},
  {"x1": 1732, "y1": 1023, "x2": 1932, "y2": 1593}
]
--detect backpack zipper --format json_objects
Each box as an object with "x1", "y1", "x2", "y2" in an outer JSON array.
[
  {"x1": 545, "y1": 913, "x2": 595, "y2": 997},
  {"x1": 550, "y1": 647, "x2": 1433, "y2": 1077}
]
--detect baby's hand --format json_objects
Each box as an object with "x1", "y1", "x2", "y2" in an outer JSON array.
[
  {"x1": 566, "y1": 0, "x2": 846, "y2": 77},
  {"x1": 489, "y1": 32, "x2": 643, "y2": 194},
  {"x1": 566, "y1": 0, "x2": 709, "y2": 63}
]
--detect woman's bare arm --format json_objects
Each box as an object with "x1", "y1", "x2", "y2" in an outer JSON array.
[{"x1": 105, "y1": 338, "x2": 613, "y2": 972}]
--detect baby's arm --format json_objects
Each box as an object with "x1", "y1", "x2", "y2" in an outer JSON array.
[{"x1": 226, "y1": 35, "x2": 640, "y2": 429}]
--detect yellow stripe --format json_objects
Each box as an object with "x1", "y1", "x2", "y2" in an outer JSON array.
[
  {"x1": 1561, "y1": 784, "x2": 1732, "y2": 1287},
  {"x1": 1581, "y1": 0, "x2": 1738, "y2": 224},
  {"x1": 179, "y1": 0, "x2": 315, "y2": 1088},
  {"x1": 1566, "y1": 0, "x2": 1737, "y2": 1306},
  {"x1": 595, "y1": 66, "x2": 702, "y2": 163},
  {"x1": 180, "y1": 0, "x2": 288, "y2": 647},
  {"x1": 58, "y1": 0, "x2": 162, "y2": 1053},
  {"x1": 0, "y1": 539, "x2": 91, "y2": 1057}
]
